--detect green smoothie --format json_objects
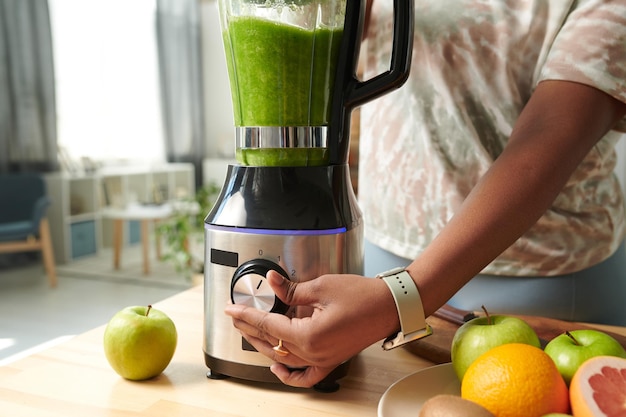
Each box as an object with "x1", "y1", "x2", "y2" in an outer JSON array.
[
  {"x1": 223, "y1": 16, "x2": 343, "y2": 127},
  {"x1": 235, "y1": 147, "x2": 329, "y2": 167}
]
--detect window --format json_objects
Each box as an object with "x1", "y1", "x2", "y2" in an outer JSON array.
[{"x1": 49, "y1": 0, "x2": 165, "y2": 164}]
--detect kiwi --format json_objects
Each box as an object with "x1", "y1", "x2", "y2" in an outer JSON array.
[{"x1": 419, "y1": 394, "x2": 495, "y2": 417}]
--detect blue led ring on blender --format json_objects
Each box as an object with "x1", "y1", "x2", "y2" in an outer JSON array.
[{"x1": 204, "y1": 0, "x2": 414, "y2": 391}]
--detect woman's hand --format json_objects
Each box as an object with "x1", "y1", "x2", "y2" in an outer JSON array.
[{"x1": 224, "y1": 270, "x2": 399, "y2": 388}]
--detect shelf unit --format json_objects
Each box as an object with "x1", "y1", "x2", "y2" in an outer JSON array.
[{"x1": 45, "y1": 163, "x2": 195, "y2": 264}]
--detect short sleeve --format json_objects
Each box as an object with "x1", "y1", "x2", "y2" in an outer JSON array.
[{"x1": 539, "y1": 0, "x2": 626, "y2": 131}]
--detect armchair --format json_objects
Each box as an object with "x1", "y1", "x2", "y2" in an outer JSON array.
[{"x1": 0, "y1": 173, "x2": 57, "y2": 287}]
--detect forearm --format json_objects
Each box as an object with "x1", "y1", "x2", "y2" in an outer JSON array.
[{"x1": 406, "y1": 80, "x2": 626, "y2": 316}]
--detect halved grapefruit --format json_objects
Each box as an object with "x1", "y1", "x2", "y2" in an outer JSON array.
[{"x1": 569, "y1": 355, "x2": 626, "y2": 417}]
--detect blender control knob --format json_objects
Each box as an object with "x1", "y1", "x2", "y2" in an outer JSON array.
[{"x1": 230, "y1": 259, "x2": 290, "y2": 314}]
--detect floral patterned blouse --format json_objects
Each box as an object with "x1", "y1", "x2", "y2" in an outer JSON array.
[{"x1": 359, "y1": 0, "x2": 626, "y2": 275}]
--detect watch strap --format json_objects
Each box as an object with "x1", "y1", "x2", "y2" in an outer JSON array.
[{"x1": 377, "y1": 267, "x2": 433, "y2": 350}]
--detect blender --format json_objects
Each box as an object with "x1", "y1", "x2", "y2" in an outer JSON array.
[{"x1": 204, "y1": 0, "x2": 414, "y2": 391}]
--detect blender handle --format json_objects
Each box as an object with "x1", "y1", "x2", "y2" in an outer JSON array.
[
  {"x1": 348, "y1": 0, "x2": 414, "y2": 108},
  {"x1": 329, "y1": 0, "x2": 415, "y2": 164}
]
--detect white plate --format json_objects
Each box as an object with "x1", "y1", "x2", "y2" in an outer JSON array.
[{"x1": 378, "y1": 363, "x2": 461, "y2": 417}]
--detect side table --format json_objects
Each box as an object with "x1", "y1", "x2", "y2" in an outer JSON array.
[{"x1": 101, "y1": 202, "x2": 198, "y2": 274}]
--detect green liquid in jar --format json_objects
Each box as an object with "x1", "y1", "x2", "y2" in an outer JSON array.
[
  {"x1": 236, "y1": 148, "x2": 329, "y2": 167},
  {"x1": 223, "y1": 16, "x2": 343, "y2": 127}
]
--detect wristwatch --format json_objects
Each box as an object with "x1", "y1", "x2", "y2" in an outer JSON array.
[{"x1": 376, "y1": 267, "x2": 433, "y2": 350}]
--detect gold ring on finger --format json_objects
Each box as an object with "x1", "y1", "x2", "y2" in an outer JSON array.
[{"x1": 273, "y1": 339, "x2": 289, "y2": 356}]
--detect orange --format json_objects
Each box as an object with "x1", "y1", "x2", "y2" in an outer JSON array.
[
  {"x1": 461, "y1": 343, "x2": 569, "y2": 417},
  {"x1": 569, "y1": 355, "x2": 626, "y2": 417}
]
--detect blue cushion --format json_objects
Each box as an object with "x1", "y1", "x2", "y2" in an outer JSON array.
[{"x1": 0, "y1": 220, "x2": 38, "y2": 241}]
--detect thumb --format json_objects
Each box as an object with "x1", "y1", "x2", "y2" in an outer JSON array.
[{"x1": 266, "y1": 270, "x2": 317, "y2": 307}]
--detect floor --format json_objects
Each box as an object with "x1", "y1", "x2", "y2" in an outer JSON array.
[{"x1": 0, "y1": 245, "x2": 195, "y2": 365}]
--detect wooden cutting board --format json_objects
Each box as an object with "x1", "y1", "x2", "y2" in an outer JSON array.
[{"x1": 404, "y1": 310, "x2": 626, "y2": 364}]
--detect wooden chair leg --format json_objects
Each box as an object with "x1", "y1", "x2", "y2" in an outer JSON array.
[
  {"x1": 113, "y1": 219, "x2": 123, "y2": 270},
  {"x1": 154, "y1": 219, "x2": 162, "y2": 260},
  {"x1": 39, "y1": 218, "x2": 57, "y2": 288},
  {"x1": 141, "y1": 220, "x2": 150, "y2": 275}
]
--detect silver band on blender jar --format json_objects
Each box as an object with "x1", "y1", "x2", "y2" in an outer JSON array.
[{"x1": 236, "y1": 126, "x2": 328, "y2": 149}]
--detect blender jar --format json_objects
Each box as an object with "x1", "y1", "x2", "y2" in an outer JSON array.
[{"x1": 218, "y1": 0, "x2": 346, "y2": 167}]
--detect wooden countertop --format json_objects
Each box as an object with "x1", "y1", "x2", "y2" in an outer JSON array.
[
  {"x1": 3, "y1": 285, "x2": 625, "y2": 416},
  {"x1": 0, "y1": 285, "x2": 435, "y2": 417}
]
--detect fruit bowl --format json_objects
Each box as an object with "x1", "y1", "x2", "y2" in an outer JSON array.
[{"x1": 377, "y1": 363, "x2": 460, "y2": 417}]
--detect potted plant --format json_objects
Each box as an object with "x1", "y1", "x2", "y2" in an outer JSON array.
[{"x1": 156, "y1": 182, "x2": 220, "y2": 283}]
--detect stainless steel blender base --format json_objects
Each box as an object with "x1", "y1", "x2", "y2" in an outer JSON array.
[{"x1": 203, "y1": 165, "x2": 363, "y2": 391}]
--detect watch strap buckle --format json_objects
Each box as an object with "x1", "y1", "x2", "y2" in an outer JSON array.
[{"x1": 382, "y1": 324, "x2": 433, "y2": 350}]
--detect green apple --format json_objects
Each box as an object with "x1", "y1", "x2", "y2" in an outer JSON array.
[
  {"x1": 544, "y1": 329, "x2": 626, "y2": 386},
  {"x1": 451, "y1": 307, "x2": 540, "y2": 381},
  {"x1": 103, "y1": 305, "x2": 177, "y2": 381}
]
